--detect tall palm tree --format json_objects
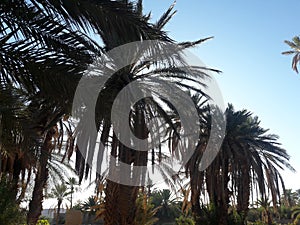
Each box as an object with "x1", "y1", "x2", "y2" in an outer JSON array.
[
  {"x1": 0, "y1": 1, "x2": 100, "y2": 224},
  {"x1": 1, "y1": 1, "x2": 215, "y2": 225},
  {"x1": 70, "y1": 2, "x2": 218, "y2": 224},
  {"x1": 1, "y1": 1, "x2": 169, "y2": 224},
  {"x1": 185, "y1": 104, "x2": 294, "y2": 225},
  {"x1": 0, "y1": 84, "x2": 34, "y2": 199},
  {"x1": 282, "y1": 36, "x2": 300, "y2": 73}
]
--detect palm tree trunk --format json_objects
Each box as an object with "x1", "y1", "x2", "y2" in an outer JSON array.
[
  {"x1": 104, "y1": 148, "x2": 140, "y2": 225},
  {"x1": 206, "y1": 156, "x2": 229, "y2": 225},
  {"x1": 12, "y1": 155, "x2": 22, "y2": 200},
  {"x1": 70, "y1": 187, "x2": 73, "y2": 208},
  {"x1": 189, "y1": 157, "x2": 204, "y2": 224},
  {"x1": 56, "y1": 199, "x2": 62, "y2": 225},
  {"x1": 191, "y1": 183, "x2": 201, "y2": 224},
  {"x1": 27, "y1": 128, "x2": 54, "y2": 225},
  {"x1": 237, "y1": 165, "x2": 251, "y2": 224},
  {"x1": 219, "y1": 158, "x2": 230, "y2": 225},
  {"x1": 104, "y1": 107, "x2": 147, "y2": 225}
]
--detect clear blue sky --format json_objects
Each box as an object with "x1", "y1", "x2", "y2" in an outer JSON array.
[{"x1": 144, "y1": 0, "x2": 300, "y2": 190}]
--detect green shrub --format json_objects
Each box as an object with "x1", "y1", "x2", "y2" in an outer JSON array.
[
  {"x1": 37, "y1": 219, "x2": 50, "y2": 225},
  {"x1": 175, "y1": 215, "x2": 195, "y2": 225},
  {"x1": 0, "y1": 179, "x2": 26, "y2": 225},
  {"x1": 247, "y1": 208, "x2": 261, "y2": 222}
]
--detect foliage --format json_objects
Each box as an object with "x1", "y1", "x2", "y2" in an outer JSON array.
[
  {"x1": 278, "y1": 205, "x2": 292, "y2": 219},
  {"x1": 72, "y1": 201, "x2": 83, "y2": 211},
  {"x1": 36, "y1": 219, "x2": 50, "y2": 225},
  {"x1": 292, "y1": 206, "x2": 300, "y2": 225},
  {"x1": 247, "y1": 208, "x2": 262, "y2": 222},
  {"x1": 66, "y1": 177, "x2": 79, "y2": 208},
  {"x1": 185, "y1": 103, "x2": 295, "y2": 224},
  {"x1": 282, "y1": 36, "x2": 300, "y2": 73},
  {"x1": 134, "y1": 192, "x2": 159, "y2": 225},
  {"x1": 175, "y1": 215, "x2": 195, "y2": 225},
  {"x1": 151, "y1": 189, "x2": 181, "y2": 222},
  {"x1": 0, "y1": 179, "x2": 26, "y2": 225},
  {"x1": 228, "y1": 208, "x2": 243, "y2": 225},
  {"x1": 47, "y1": 183, "x2": 71, "y2": 205}
]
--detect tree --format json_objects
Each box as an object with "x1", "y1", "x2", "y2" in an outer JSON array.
[
  {"x1": 134, "y1": 192, "x2": 160, "y2": 225},
  {"x1": 1, "y1": 1, "x2": 167, "y2": 224},
  {"x1": 256, "y1": 197, "x2": 273, "y2": 225},
  {"x1": 185, "y1": 104, "x2": 294, "y2": 225},
  {"x1": 1, "y1": 1, "x2": 217, "y2": 225},
  {"x1": 0, "y1": 1, "x2": 99, "y2": 223},
  {"x1": 48, "y1": 183, "x2": 71, "y2": 225},
  {"x1": 70, "y1": 2, "x2": 217, "y2": 224},
  {"x1": 282, "y1": 36, "x2": 300, "y2": 73},
  {"x1": 66, "y1": 177, "x2": 79, "y2": 208},
  {"x1": 283, "y1": 189, "x2": 299, "y2": 207},
  {"x1": 151, "y1": 189, "x2": 181, "y2": 223}
]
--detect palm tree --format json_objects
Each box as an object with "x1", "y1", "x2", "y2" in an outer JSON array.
[
  {"x1": 0, "y1": 1, "x2": 99, "y2": 223},
  {"x1": 0, "y1": 84, "x2": 34, "y2": 199},
  {"x1": 81, "y1": 196, "x2": 99, "y2": 223},
  {"x1": 293, "y1": 189, "x2": 300, "y2": 206},
  {"x1": 0, "y1": 85, "x2": 77, "y2": 224},
  {"x1": 1, "y1": 1, "x2": 215, "y2": 224},
  {"x1": 151, "y1": 189, "x2": 181, "y2": 223},
  {"x1": 66, "y1": 177, "x2": 79, "y2": 208},
  {"x1": 185, "y1": 104, "x2": 294, "y2": 225},
  {"x1": 48, "y1": 183, "x2": 71, "y2": 225},
  {"x1": 82, "y1": 196, "x2": 98, "y2": 213},
  {"x1": 1, "y1": 1, "x2": 168, "y2": 224},
  {"x1": 256, "y1": 197, "x2": 273, "y2": 225},
  {"x1": 134, "y1": 192, "x2": 160, "y2": 225},
  {"x1": 283, "y1": 189, "x2": 298, "y2": 207},
  {"x1": 282, "y1": 36, "x2": 300, "y2": 73},
  {"x1": 70, "y1": 2, "x2": 218, "y2": 224}
]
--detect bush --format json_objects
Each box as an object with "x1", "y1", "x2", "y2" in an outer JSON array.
[
  {"x1": 175, "y1": 215, "x2": 195, "y2": 225},
  {"x1": 247, "y1": 208, "x2": 262, "y2": 222},
  {"x1": 0, "y1": 179, "x2": 26, "y2": 225},
  {"x1": 37, "y1": 219, "x2": 50, "y2": 225}
]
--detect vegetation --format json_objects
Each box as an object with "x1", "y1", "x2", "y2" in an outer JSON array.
[
  {"x1": 0, "y1": 0, "x2": 298, "y2": 225},
  {"x1": 0, "y1": 178, "x2": 26, "y2": 225},
  {"x1": 47, "y1": 183, "x2": 71, "y2": 225},
  {"x1": 283, "y1": 36, "x2": 300, "y2": 73}
]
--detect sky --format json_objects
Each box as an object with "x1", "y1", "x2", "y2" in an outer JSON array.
[
  {"x1": 142, "y1": 0, "x2": 300, "y2": 190},
  {"x1": 42, "y1": 0, "x2": 300, "y2": 210}
]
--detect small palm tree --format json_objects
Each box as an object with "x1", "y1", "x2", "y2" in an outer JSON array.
[
  {"x1": 283, "y1": 189, "x2": 298, "y2": 207},
  {"x1": 282, "y1": 36, "x2": 300, "y2": 73},
  {"x1": 151, "y1": 189, "x2": 181, "y2": 222},
  {"x1": 66, "y1": 177, "x2": 79, "y2": 208},
  {"x1": 48, "y1": 183, "x2": 71, "y2": 225},
  {"x1": 81, "y1": 196, "x2": 99, "y2": 223},
  {"x1": 256, "y1": 197, "x2": 273, "y2": 225},
  {"x1": 134, "y1": 192, "x2": 160, "y2": 225}
]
